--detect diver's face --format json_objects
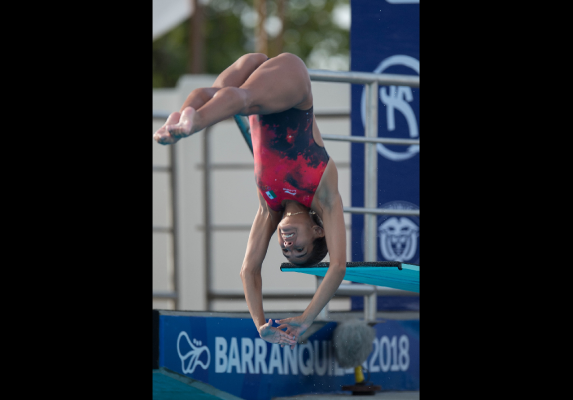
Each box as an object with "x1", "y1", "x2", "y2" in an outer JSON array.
[{"x1": 277, "y1": 216, "x2": 323, "y2": 264}]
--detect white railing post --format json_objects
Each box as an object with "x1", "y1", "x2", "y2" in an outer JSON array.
[
  {"x1": 364, "y1": 81, "x2": 379, "y2": 322},
  {"x1": 316, "y1": 276, "x2": 329, "y2": 320}
]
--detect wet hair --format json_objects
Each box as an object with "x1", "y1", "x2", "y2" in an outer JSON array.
[{"x1": 285, "y1": 212, "x2": 328, "y2": 267}]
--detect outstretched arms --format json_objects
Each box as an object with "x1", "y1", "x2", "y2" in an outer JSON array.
[
  {"x1": 276, "y1": 160, "x2": 347, "y2": 346},
  {"x1": 275, "y1": 194, "x2": 347, "y2": 345}
]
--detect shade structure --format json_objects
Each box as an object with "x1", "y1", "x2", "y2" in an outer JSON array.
[{"x1": 280, "y1": 261, "x2": 419, "y2": 293}]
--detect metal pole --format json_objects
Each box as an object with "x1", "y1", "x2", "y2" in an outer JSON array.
[
  {"x1": 203, "y1": 127, "x2": 212, "y2": 311},
  {"x1": 316, "y1": 276, "x2": 328, "y2": 320},
  {"x1": 343, "y1": 207, "x2": 419, "y2": 217},
  {"x1": 308, "y1": 69, "x2": 419, "y2": 87},
  {"x1": 364, "y1": 82, "x2": 378, "y2": 262},
  {"x1": 367, "y1": 289, "x2": 377, "y2": 321},
  {"x1": 170, "y1": 144, "x2": 179, "y2": 310},
  {"x1": 364, "y1": 82, "x2": 379, "y2": 321},
  {"x1": 320, "y1": 134, "x2": 419, "y2": 146}
]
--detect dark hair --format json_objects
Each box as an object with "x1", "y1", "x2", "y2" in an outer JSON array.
[{"x1": 286, "y1": 213, "x2": 328, "y2": 267}]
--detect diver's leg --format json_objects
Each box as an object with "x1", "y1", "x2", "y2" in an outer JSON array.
[
  {"x1": 177, "y1": 53, "x2": 269, "y2": 112},
  {"x1": 177, "y1": 53, "x2": 312, "y2": 135},
  {"x1": 211, "y1": 53, "x2": 269, "y2": 89},
  {"x1": 239, "y1": 52, "x2": 313, "y2": 114},
  {"x1": 155, "y1": 86, "x2": 250, "y2": 145},
  {"x1": 154, "y1": 53, "x2": 269, "y2": 145}
]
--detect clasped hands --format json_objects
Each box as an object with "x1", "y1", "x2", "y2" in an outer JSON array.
[{"x1": 258, "y1": 315, "x2": 311, "y2": 350}]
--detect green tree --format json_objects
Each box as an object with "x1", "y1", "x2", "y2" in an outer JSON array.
[{"x1": 153, "y1": 0, "x2": 350, "y2": 88}]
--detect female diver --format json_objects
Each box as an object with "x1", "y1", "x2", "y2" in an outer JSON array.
[{"x1": 153, "y1": 53, "x2": 346, "y2": 350}]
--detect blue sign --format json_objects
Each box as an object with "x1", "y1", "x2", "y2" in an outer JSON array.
[
  {"x1": 158, "y1": 315, "x2": 419, "y2": 399},
  {"x1": 350, "y1": 0, "x2": 420, "y2": 265}
]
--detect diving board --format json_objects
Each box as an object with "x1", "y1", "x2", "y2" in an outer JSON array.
[{"x1": 280, "y1": 261, "x2": 419, "y2": 293}]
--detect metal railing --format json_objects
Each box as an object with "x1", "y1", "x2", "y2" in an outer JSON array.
[
  {"x1": 152, "y1": 115, "x2": 180, "y2": 309},
  {"x1": 152, "y1": 68, "x2": 419, "y2": 319},
  {"x1": 307, "y1": 69, "x2": 420, "y2": 321}
]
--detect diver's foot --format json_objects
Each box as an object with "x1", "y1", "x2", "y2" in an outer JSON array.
[
  {"x1": 153, "y1": 111, "x2": 181, "y2": 145},
  {"x1": 166, "y1": 107, "x2": 199, "y2": 142}
]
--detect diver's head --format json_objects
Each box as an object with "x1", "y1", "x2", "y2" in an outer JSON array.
[{"x1": 277, "y1": 209, "x2": 328, "y2": 266}]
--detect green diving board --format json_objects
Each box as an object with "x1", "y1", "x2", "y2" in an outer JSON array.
[{"x1": 280, "y1": 261, "x2": 419, "y2": 293}]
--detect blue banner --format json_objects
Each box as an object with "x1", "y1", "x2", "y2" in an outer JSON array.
[
  {"x1": 158, "y1": 315, "x2": 419, "y2": 399},
  {"x1": 350, "y1": 0, "x2": 420, "y2": 265}
]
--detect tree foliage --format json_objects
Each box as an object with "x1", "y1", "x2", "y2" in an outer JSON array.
[{"x1": 153, "y1": 0, "x2": 350, "y2": 88}]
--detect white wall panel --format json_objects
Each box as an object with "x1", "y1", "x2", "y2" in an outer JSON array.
[
  {"x1": 153, "y1": 232, "x2": 173, "y2": 291},
  {"x1": 211, "y1": 169, "x2": 259, "y2": 226},
  {"x1": 153, "y1": 171, "x2": 172, "y2": 228}
]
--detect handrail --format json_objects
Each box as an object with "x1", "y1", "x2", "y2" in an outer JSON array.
[
  {"x1": 153, "y1": 110, "x2": 351, "y2": 120},
  {"x1": 208, "y1": 285, "x2": 415, "y2": 298},
  {"x1": 153, "y1": 111, "x2": 171, "y2": 119},
  {"x1": 307, "y1": 69, "x2": 419, "y2": 87},
  {"x1": 153, "y1": 291, "x2": 178, "y2": 299},
  {"x1": 344, "y1": 207, "x2": 419, "y2": 216},
  {"x1": 321, "y1": 133, "x2": 419, "y2": 146}
]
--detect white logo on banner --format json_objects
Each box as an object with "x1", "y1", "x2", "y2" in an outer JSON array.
[
  {"x1": 173, "y1": 334, "x2": 413, "y2": 376},
  {"x1": 177, "y1": 331, "x2": 211, "y2": 373},
  {"x1": 211, "y1": 336, "x2": 411, "y2": 375},
  {"x1": 379, "y1": 218, "x2": 418, "y2": 262},
  {"x1": 361, "y1": 55, "x2": 420, "y2": 162},
  {"x1": 377, "y1": 201, "x2": 419, "y2": 263}
]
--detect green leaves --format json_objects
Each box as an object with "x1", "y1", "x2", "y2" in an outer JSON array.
[{"x1": 153, "y1": 0, "x2": 350, "y2": 88}]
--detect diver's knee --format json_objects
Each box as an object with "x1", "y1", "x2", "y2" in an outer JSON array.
[
  {"x1": 215, "y1": 86, "x2": 251, "y2": 113},
  {"x1": 247, "y1": 52, "x2": 269, "y2": 62},
  {"x1": 188, "y1": 87, "x2": 217, "y2": 103},
  {"x1": 276, "y1": 52, "x2": 304, "y2": 65},
  {"x1": 239, "y1": 53, "x2": 269, "y2": 69}
]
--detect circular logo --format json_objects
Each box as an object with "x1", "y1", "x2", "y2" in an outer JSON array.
[
  {"x1": 377, "y1": 200, "x2": 419, "y2": 264},
  {"x1": 360, "y1": 55, "x2": 420, "y2": 162}
]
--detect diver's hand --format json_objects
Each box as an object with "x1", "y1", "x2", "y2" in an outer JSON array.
[
  {"x1": 274, "y1": 315, "x2": 312, "y2": 349},
  {"x1": 258, "y1": 319, "x2": 297, "y2": 348}
]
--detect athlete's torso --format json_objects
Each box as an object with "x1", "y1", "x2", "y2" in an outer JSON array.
[{"x1": 250, "y1": 107, "x2": 330, "y2": 212}]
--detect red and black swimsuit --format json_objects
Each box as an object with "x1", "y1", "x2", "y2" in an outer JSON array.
[{"x1": 250, "y1": 106, "x2": 330, "y2": 212}]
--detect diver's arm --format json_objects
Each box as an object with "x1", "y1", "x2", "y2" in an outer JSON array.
[
  {"x1": 302, "y1": 191, "x2": 347, "y2": 324},
  {"x1": 274, "y1": 189, "x2": 346, "y2": 343},
  {"x1": 300, "y1": 159, "x2": 347, "y2": 325},
  {"x1": 240, "y1": 202, "x2": 277, "y2": 331},
  {"x1": 241, "y1": 196, "x2": 297, "y2": 347},
  {"x1": 240, "y1": 192, "x2": 288, "y2": 326}
]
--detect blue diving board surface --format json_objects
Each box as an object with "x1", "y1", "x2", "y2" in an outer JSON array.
[{"x1": 280, "y1": 261, "x2": 419, "y2": 293}]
